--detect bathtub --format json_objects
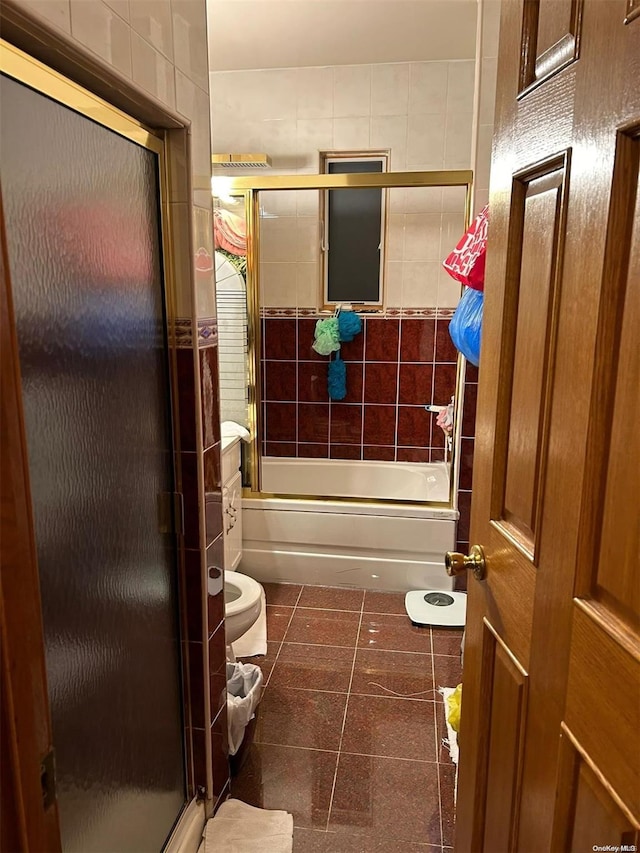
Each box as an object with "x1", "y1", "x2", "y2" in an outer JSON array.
[
  {"x1": 241, "y1": 458, "x2": 458, "y2": 592},
  {"x1": 260, "y1": 456, "x2": 451, "y2": 502}
]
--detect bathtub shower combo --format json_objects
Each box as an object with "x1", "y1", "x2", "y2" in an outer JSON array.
[{"x1": 214, "y1": 169, "x2": 473, "y2": 597}]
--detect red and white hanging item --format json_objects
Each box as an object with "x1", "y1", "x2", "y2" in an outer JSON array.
[{"x1": 442, "y1": 204, "x2": 488, "y2": 291}]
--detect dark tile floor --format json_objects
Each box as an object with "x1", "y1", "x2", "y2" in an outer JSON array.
[{"x1": 231, "y1": 583, "x2": 463, "y2": 852}]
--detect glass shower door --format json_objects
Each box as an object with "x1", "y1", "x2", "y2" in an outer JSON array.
[
  {"x1": 1, "y1": 75, "x2": 186, "y2": 852},
  {"x1": 254, "y1": 182, "x2": 467, "y2": 504}
]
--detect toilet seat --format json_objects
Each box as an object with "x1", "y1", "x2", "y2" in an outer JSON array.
[{"x1": 224, "y1": 571, "x2": 262, "y2": 617}]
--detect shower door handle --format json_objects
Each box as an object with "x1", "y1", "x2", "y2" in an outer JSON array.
[{"x1": 445, "y1": 544, "x2": 487, "y2": 581}]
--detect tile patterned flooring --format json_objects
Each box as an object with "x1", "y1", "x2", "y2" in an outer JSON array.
[{"x1": 231, "y1": 583, "x2": 463, "y2": 852}]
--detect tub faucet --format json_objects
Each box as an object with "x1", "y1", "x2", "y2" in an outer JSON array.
[{"x1": 425, "y1": 399, "x2": 455, "y2": 456}]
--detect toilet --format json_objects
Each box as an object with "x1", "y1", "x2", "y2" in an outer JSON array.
[{"x1": 224, "y1": 570, "x2": 263, "y2": 646}]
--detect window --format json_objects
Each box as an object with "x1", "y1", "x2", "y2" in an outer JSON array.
[{"x1": 321, "y1": 152, "x2": 388, "y2": 308}]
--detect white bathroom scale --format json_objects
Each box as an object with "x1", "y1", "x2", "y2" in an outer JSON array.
[{"x1": 404, "y1": 590, "x2": 467, "y2": 627}]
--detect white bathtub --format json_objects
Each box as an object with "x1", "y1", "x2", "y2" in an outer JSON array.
[
  {"x1": 261, "y1": 456, "x2": 451, "y2": 502},
  {"x1": 241, "y1": 458, "x2": 458, "y2": 592}
]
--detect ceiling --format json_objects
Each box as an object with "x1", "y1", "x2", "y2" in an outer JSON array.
[{"x1": 207, "y1": 0, "x2": 479, "y2": 72}]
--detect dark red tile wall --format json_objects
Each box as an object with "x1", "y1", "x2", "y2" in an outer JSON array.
[
  {"x1": 261, "y1": 315, "x2": 459, "y2": 463},
  {"x1": 177, "y1": 336, "x2": 229, "y2": 802},
  {"x1": 199, "y1": 341, "x2": 229, "y2": 801},
  {"x1": 454, "y1": 361, "x2": 479, "y2": 592}
]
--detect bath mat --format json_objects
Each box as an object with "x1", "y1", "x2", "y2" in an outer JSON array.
[
  {"x1": 203, "y1": 798, "x2": 293, "y2": 853},
  {"x1": 232, "y1": 588, "x2": 267, "y2": 658}
]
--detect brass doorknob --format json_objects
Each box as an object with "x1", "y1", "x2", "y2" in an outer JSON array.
[{"x1": 445, "y1": 544, "x2": 487, "y2": 581}]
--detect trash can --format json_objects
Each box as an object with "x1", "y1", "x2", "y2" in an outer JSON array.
[{"x1": 227, "y1": 662, "x2": 263, "y2": 775}]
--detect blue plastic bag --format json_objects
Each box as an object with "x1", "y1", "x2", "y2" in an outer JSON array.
[{"x1": 449, "y1": 287, "x2": 483, "y2": 367}]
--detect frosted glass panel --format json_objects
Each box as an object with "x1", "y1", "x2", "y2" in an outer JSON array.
[{"x1": 1, "y1": 75, "x2": 185, "y2": 851}]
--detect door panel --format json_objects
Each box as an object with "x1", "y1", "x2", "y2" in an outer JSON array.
[
  {"x1": 457, "y1": 1, "x2": 639, "y2": 850},
  {"x1": 627, "y1": 0, "x2": 640, "y2": 23},
  {"x1": 584, "y1": 130, "x2": 639, "y2": 621},
  {"x1": 498, "y1": 159, "x2": 568, "y2": 555},
  {"x1": 535, "y1": 0, "x2": 575, "y2": 57},
  {"x1": 520, "y1": 0, "x2": 583, "y2": 93},
  {"x1": 565, "y1": 607, "x2": 638, "y2": 816},
  {"x1": 481, "y1": 624, "x2": 528, "y2": 853},
  {"x1": 1, "y1": 75, "x2": 186, "y2": 852},
  {"x1": 553, "y1": 729, "x2": 639, "y2": 851}
]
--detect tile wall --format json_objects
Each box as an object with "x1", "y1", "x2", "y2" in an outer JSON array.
[
  {"x1": 209, "y1": 59, "x2": 475, "y2": 175},
  {"x1": 256, "y1": 185, "x2": 466, "y2": 312},
  {"x1": 7, "y1": 0, "x2": 229, "y2": 809},
  {"x1": 262, "y1": 311, "x2": 459, "y2": 463},
  {"x1": 457, "y1": 361, "x2": 478, "y2": 557},
  {"x1": 473, "y1": 0, "x2": 501, "y2": 217}
]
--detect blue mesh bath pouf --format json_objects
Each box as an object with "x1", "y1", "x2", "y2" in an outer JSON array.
[
  {"x1": 328, "y1": 353, "x2": 347, "y2": 401},
  {"x1": 337, "y1": 309, "x2": 362, "y2": 342}
]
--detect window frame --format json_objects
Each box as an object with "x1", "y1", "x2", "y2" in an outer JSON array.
[{"x1": 319, "y1": 150, "x2": 390, "y2": 312}]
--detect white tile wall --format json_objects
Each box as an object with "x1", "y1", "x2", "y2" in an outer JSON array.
[
  {"x1": 210, "y1": 60, "x2": 474, "y2": 176},
  {"x1": 387, "y1": 214, "x2": 405, "y2": 262},
  {"x1": 210, "y1": 59, "x2": 475, "y2": 311},
  {"x1": 20, "y1": 0, "x2": 72, "y2": 31},
  {"x1": 408, "y1": 62, "x2": 448, "y2": 115},
  {"x1": 444, "y1": 112, "x2": 473, "y2": 169},
  {"x1": 176, "y1": 69, "x2": 212, "y2": 204},
  {"x1": 406, "y1": 114, "x2": 446, "y2": 169},
  {"x1": 371, "y1": 64, "x2": 409, "y2": 116},
  {"x1": 403, "y1": 214, "x2": 442, "y2": 261},
  {"x1": 333, "y1": 65, "x2": 371, "y2": 118},
  {"x1": 70, "y1": 0, "x2": 132, "y2": 76},
  {"x1": 404, "y1": 186, "x2": 443, "y2": 215},
  {"x1": 130, "y1": 0, "x2": 173, "y2": 60},
  {"x1": 296, "y1": 262, "x2": 320, "y2": 307},
  {"x1": 131, "y1": 30, "x2": 176, "y2": 107},
  {"x1": 370, "y1": 115, "x2": 408, "y2": 170},
  {"x1": 472, "y1": 0, "x2": 500, "y2": 215},
  {"x1": 296, "y1": 67, "x2": 334, "y2": 119},
  {"x1": 385, "y1": 261, "x2": 403, "y2": 306},
  {"x1": 333, "y1": 116, "x2": 370, "y2": 150},
  {"x1": 103, "y1": 0, "x2": 129, "y2": 22},
  {"x1": 172, "y1": 0, "x2": 209, "y2": 92},
  {"x1": 446, "y1": 61, "x2": 476, "y2": 113},
  {"x1": 259, "y1": 262, "x2": 298, "y2": 308},
  {"x1": 403, "y1": 261, "x2": 440, "y2": 307}
]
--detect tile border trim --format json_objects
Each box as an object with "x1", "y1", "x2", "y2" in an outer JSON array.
[
  {"x1": 174, "y1": 318, "x2": 219, "y2": 348},
  {"x1": 260, "y1": 307, "x2": 456, "y2": 319}
]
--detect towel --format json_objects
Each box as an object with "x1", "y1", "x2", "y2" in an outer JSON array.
[
  {"x1": 203, "y1": 799, "x2": 293, "y2": 853},
  {"x1": 231, "y1": 588, "x2": 267, "y2": 658},
  {"x1": 214, "y1": 209, "x2": 247, "y2": 256},
  {"x1": 221, "y1": 421, "x2": 251, "y2": 442}
]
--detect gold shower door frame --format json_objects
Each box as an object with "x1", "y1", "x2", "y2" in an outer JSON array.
[{"x1": 217, "y1": 170, "x2": 473, "y2": 509}]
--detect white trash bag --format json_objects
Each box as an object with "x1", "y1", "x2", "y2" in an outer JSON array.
[{"x1": 227, "y1": 662, "x2": 263, "y2": 756}]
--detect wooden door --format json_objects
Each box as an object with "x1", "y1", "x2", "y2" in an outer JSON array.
[{"x1": 456, "y1": 1, "x2": 639, "y2": 850}]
